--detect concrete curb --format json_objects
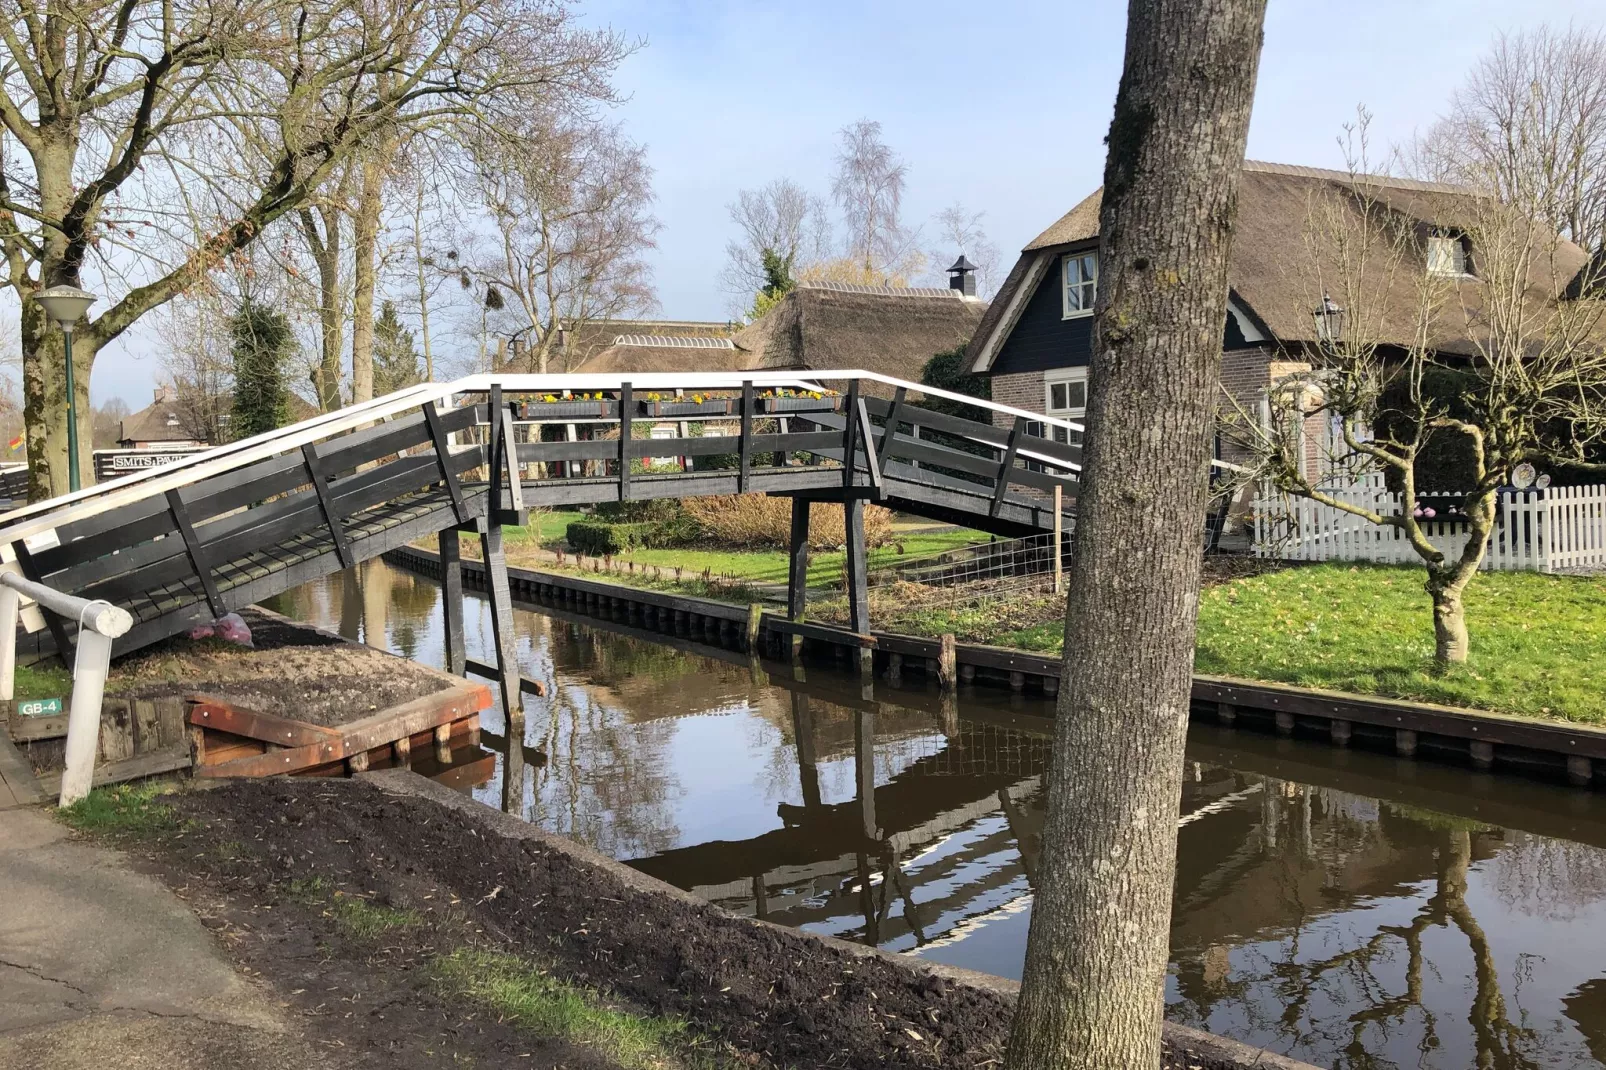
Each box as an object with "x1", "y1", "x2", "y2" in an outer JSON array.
[{"x1": 360, "y1": 768, "x2": 1325, "y2": 1070}]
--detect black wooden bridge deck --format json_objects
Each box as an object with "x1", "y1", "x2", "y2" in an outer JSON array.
[{"x1": 0, "y1": 372, "x2": 1081, "y2": 669}]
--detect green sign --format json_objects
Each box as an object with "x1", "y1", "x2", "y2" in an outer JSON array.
[{"x1": 17, "y1": 697, "x2": 63, "y2": 717}]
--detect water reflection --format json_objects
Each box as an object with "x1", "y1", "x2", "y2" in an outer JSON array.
[{"x1": 266, "y1": 560, "x2": 1606, "y2": 1069}]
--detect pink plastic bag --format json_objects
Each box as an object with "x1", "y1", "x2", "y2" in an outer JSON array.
[{"x1": 190, "y1": 612, "x2": 253, "y2": 648}]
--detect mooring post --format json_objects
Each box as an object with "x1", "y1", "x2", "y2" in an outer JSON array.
[
  {"x1": 746, "y1": 602, "x2": 763, "y2": 652},
  {"x1": 786, "y1": 497, "x2": 810, "y2": 658},
  {"x1": 439, "y1": 529, "x2": 466, "y2": 677},
  {"x1": 938, "y1": 633, "x2": 957, "y2": 692}
]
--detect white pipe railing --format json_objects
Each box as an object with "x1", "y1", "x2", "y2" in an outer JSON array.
[{"x1": 0, "y1": 571, "x2": 133, "y2": 806}]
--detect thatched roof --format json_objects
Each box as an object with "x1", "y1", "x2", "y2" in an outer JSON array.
[
  {"x1": 972, "y1": 160, "x2": 1597, "y2": 370},
  {"x1": 573, "y1": 335, "x2": 753, "y2": 375},
  {"x1": 736, "y1": 282, "x2": 987, "y2": 387},
  {"x1": 118, "y1": 390, "x2": 199, "y2": 446},
  {"x1": 499, "y1": 319, "x2": 735, "y2": 373}
]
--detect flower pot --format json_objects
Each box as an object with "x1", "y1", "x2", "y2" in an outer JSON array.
[
  {"x1": 638, "y1": 399, "x2": 731, "y2": 417},
  {"x1": 523, "y1": 400, "x2": 618, "y2": 419},
  {"x1": 754, "y1": 396, "x2": 841, "y2": 414}
]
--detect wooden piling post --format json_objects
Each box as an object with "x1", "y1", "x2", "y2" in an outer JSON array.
[
  {"x1": 1568, "y1": 755, "x2": 1593, "y2": 787},
  {"x1": 1053, "y1": 484, "x2": 1064, "y2": 596},
  {"x1": 393, "y1": 735, "x2": 412, "y2": 767},
  {"x1": 1275, "y1": 711, "x2": 1295, "y2": 736},
  {"x1": 746, "y1": 603, "x2": 763, "y2": 652},
  {"x1": 1395, "y1": 728, "x2": 1418, "y2": 758},
  {"x1": 843, "y1": 497, "x2": 869, "y2": 636},
  {"x1": 347, "y1": 750, "x2": 370, "y2": 774},
  {"x1": 1469, "y1": 740, "x2": 1495, "y2": 770},
  {"x1": 439, "y1": 529, "x2": 466, "y2": 677},
  {"x1": 435, "y1": 723, "x2": 453, "y2": 764},
  {"x1": 886, "y1": 652, "x2": 903, "y2": 685},
  {"x1": 937, "y1": 634, "x2": 957, "y2": 692},
  {"x1": 1217, "y1": 701, "x2": 1236, "y2": 726},
  {"x1": 787, "y1": 498, "x2": 810, "y2": 659},
  {"x1": 1008, "y1": 670, "x2": 1026, "y2": 693}
]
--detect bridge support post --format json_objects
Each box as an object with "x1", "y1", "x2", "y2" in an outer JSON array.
[
  {"x1": 791, "y1": 688, "x2": 822, "y2": 810},
  {"x1": 786, "y1": 498, "x2": 810, "y2": 659},
  {"x1": 480, "y1": 524, "x2": 525, "y2": 735},
  {"x1": 439, "y1": 529, "x2": 466, "y2": 676}
]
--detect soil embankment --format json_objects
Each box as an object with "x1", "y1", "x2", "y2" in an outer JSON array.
[{"x1": 120, "y1": 776, "x2": 1295, "y2": 1069}]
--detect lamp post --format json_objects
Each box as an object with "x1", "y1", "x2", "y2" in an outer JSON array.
[
  {"x1": 1312, "y1": 291, "x2": 1345, "y2": 349},
  {"x1": 33, "y1": 285, "x2": 96, "y2": 493}
]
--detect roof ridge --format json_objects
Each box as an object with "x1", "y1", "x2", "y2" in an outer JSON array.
[
  {"x1": 1242, "y1": 159, "x2": 1468, "y2": 195},
  {"x1": 613, "y1": 334, "x2": 735, "y2": 349},
  {"x1": 797, "y1": 280, "x2": 962, "y2": 299}
]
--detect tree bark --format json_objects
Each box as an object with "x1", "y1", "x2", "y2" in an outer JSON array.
[
  {"x1": 302, "y1": 206, "x2": 346, "y2": 412},
  {"x1": 350, "y1": 157, "x2": 383, "y2": 405},
  {"x1": 1005, "y1": 2, "x2": 1267, "y2": 1068},
  {"x1": 1428, "y1": 577, "x2": 1470, "y2": 664}
]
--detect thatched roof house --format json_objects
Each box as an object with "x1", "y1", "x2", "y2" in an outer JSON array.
[
  {"x1": 574, "y1": 334, "x2": 750, "y2": 375},
  {"x1": 573, "y1": 277, "x2": 989, "y2": 391},
  {"x1": 736, "y1": 281, "x2": 987, "y2": 388}
]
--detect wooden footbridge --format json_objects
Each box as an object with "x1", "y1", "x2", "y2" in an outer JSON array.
[{"x1": 0, "y1": 371, "x2": 1081, "y2": 724}]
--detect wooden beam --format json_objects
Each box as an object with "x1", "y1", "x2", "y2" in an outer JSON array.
[
  {"x1": 877, "y1": 386, "x2": 906, "y2": 478},
  {"x1": 843, "y1": 497, "x2": 869, "y2": 635},
  {"x1": 787, "y1": 498, "x2": 810, "y2": 623},
  {"x1": 841, "y1": 379, "x2": 861, "y2": 490},
  {"x1": 618, "y1": 381, "x2": 633, "y2": 500},
  {"x1": 989, "y1": 416, "x2": 1027, "y2": 520},
  {"x1": 422, "y1": 400, "x2": 468, "y2": 524},
  {"x1": 187, "y1": 695, "x2": 341, "y2": 748},
  {"x1": 301, "y1": 442, "x2": 353, "y2": 569},
  {"x1": 855, "y1": 395, "x2": 883, "y2": 498},
  {"x1": 463, "y1": 657, "x2": 546, "y2": 697},
  {"x1": 167, "y1": 488, "x2": 226, "y2": 618}
]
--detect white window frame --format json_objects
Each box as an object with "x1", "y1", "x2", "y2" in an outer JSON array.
[
  {"x1": 1426, "y1": 233, "x2": 1472, "y2": 278},
  {"x1": 1061, "y1": 250, "x2": 1098, "y2": 319},
  {"x1": 1041, "y1": 367, "x2": 1088, "y2": 445}
]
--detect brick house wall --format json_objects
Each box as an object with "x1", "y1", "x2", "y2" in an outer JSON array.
[{"x1": 989, "y1": 370, "x2": 1044, "y2": 429}]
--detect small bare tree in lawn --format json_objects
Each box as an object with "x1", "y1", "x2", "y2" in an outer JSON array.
[
  {"x1": 1005, "y1": 1, "x2": 1267, "y2": 1068},
  {"x1": 1237, "y1": 130, "x2": 1606, "y2": 667}
]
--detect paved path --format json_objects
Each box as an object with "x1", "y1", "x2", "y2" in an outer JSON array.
[{"x1": 0, "y1": 807, "x2": 334, "y2": 1069}]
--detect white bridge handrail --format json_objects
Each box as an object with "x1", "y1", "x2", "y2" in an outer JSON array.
[
  {"x1": 0, "y1": 370, "x2": 1088, "y2": 546},
  {"x1": 0, "y1": 571, "x2": 133, "y2": 807}
]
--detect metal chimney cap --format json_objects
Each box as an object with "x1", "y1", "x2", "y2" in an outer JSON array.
[{"x1": 946, "y1": 255, "x2": 977, "y2": 274}]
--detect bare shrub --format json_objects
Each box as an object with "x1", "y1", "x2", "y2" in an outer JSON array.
[{"x1": 682, "y1": 496, "x2": 893, "y2": 550}]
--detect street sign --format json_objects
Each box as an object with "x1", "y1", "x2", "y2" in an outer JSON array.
[{"x1": 17, "y1": 697, "x2": 63, "y2": 717}]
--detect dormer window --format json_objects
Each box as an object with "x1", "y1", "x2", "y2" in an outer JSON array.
[
  {"x1": 1427, "y1": 232, "x2": 1472, "y2": 277},
  {"x1": 1062, "y1": 251, "x2": 1098, "y2": 318}
]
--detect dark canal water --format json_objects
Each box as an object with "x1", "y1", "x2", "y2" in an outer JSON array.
[{"x1": 266, "y1": 559, "x2": 1606, "y2": 1070}]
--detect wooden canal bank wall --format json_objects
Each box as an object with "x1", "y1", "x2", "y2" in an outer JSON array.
[{"x1": 385, "y1": 544, "x2": 1606, "y2": 792}]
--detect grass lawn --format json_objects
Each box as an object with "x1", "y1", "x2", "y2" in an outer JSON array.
[
  {"x1": 1193, "y1": 564, "x2": 1606, "y2": 725},
  {"x1": 872, "y1": 563, "x2": 1606, "y2": 725}
]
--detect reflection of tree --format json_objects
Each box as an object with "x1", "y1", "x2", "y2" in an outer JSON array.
[
  {"x1": 1491, "y1": 831, "x2": 1606, "y2": 923},
  {"x1": 1184, "y1": 791, "x2": 1540, "y2": 1070}
]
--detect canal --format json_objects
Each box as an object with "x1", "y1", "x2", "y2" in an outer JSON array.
[{"x1": 266, "y1": 558, "x2": 1606, "y2": 1070}]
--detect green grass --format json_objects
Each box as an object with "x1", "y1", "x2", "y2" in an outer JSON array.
[
  {"x1": 285, "y1": 876, "x2": 422, "y2": 937},
  {"x1": 57, "y1": 783, "x2": 184, "y2": 839},
  {"x1": 435, "y1": 949, "x2": 727, "y2": 1069},
  {"x1": 1192, "y1": 564, "x2": 1606, "y2": 724},
  {"x1": 12, "y1": 660, "x2": 71, "y2": 701}
]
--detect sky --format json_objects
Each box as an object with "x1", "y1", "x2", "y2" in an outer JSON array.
[{"x1": 85, "y1": 0, "x2": 1606, "y2": 408}]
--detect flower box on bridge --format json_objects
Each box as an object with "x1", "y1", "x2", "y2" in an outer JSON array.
[
  {"x1": 752, "y1": 395, "x2": 842, "y2": 415},
  {"x1": 523, "y1": 398, "x2": 618, "y2": 420},
  {"x1": 637, "y1": 398, "x2": 732, "y2": 418}
]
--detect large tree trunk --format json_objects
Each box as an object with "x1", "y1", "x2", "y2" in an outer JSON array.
[
  {"x1": 350, "y1": 133, "x2": 396, "y2": 404},
  {"x1": 21, "y1": 313, "x2": 98, "y2": 500},
  {"x1": 302, "y1": 206, "x2": 345, "y2": 412},
  {"x1": 1004, "y1": 2, "x2": 1266, "y2": 1068}
]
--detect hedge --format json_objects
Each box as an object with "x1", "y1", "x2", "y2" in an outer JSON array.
[{"x1": 565, "y1": 520, "x2": 659, "y2": 556}]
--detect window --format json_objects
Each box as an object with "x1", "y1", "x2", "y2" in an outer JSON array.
[
  {"x1": 1427, "y1": 233, "x2": 1471, "y2": 277},
  {"x1": 1062, "y1": 251, "x2": 1098, "y2": 317},
  {"x1": 1044, "y1": 369, "x2": 1087, "y2": 446}
]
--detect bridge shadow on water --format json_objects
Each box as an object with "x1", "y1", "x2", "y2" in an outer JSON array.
[{"x1": 266, "y1": 557, "x2": 1606, "y2": 1070}]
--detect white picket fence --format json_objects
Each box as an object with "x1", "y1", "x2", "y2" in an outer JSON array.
[{"x1": 1253, "y1": 474, "x2": 1606, "y2": 572}]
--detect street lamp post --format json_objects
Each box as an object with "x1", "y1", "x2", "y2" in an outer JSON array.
[{"x1": 33, "y1": 285, "x2": 97, "y2": 493}]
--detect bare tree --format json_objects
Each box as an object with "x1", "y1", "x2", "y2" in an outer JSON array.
[
  {"x1": 1005, "y1": 0, "x2": 1267, "y2": 1066},
  {"x1": 0, "y1": 0, "x2": 632, "y2": 496},
  {"x1": 719, "y1": 178, "x2": 831, "y2": 308},
  {"x1": 831, "y1": 119, "x2": 921, "y2": 281},
  {"x1": 466, "y1": 111, "x2": 659, "y2": 373},
  {"x1": 1416, "y1": 25, "x2": 1606, "y2": 256},
  {"x1": 156, "y1": 293, "x2": 235, "y2": 444},
  {"x1": 929, "y1": 202, "x2": 1001, "y2": 297},
  {"x1": 1237, "y1": 138, "x2": 1606, "y2": 665}
]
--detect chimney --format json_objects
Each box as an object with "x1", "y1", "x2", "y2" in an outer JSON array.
[
  {"x1": 947, "y1": 254, "x2": 977, "y2": 297},
  {"x1": 155, "y1": 384, "x2": 174, "y2": 404}
]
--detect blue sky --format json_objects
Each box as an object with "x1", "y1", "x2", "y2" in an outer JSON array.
[{"x1": 87, "y1": 0, "x2": 1605, "y2": 405}]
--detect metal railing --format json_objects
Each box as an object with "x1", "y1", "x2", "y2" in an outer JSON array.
[{"x1": 0, "y1": 570, "x2": 132, "y2": 806}]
